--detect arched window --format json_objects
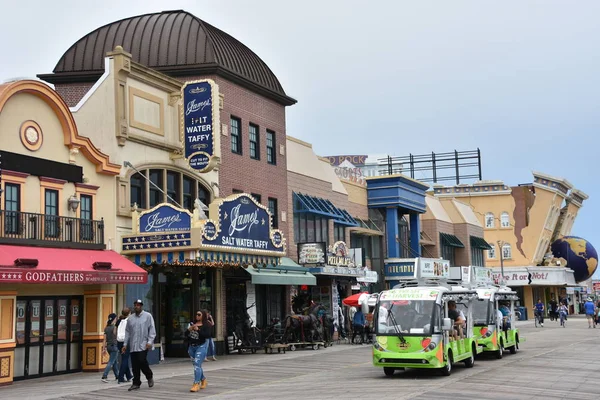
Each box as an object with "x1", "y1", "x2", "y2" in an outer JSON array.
[
  {"x1": 500, "y1": 212, "x2": 510, "y2": 228},
  {"x1": 487, "y1": 244, "x2": 496, "y2": 259},
  {"x1": 485, "y1": 212, "x2": 495, "y2": 229},
  {"x1": 130, "y1": 168, "x2": 211, "y2": 213},
  {"x1": 502, "y1": 243, "x2": 512, "y2": 259}
]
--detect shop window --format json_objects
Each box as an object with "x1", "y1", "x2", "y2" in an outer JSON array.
[
  {"x1": 251, "y1": 193, "x2": 262, "y2": 204},
  {"x1": 44, "y1": 189, "x2": 59, "y2": 238},
  {"x1": 231, "y1": 116, "x2": 242, "y2": 154},
  {"x1": 487, "y1": 244, "x2": 496, "y2": 259},
  {"x1": 4, "y1": 183, "x2": 21, "y2": 234},
  {"x1": 500, "y1": 212, "x2": 510, "y2": 228},
  {"x1": 249, "y1": 123, "x2": 260, "y2": 160},
  {"x1": 471, "y1": 247, "x2": 484, "y2": 267},
  {"x1": 167, "y1": 171, "x2": 181, "y2": 205},
  {"x1": 182, "y1": 176, "x2": 196, "y2": 212},
  {"x1": 266, "y1": 130, "x2": 276, "y2": 165},
  {"x1": 268, "y1": 198, "x2": 278, "y2": 228},
  {"x1": 334, "y1": 223, "x2": 345, "y2": 243},
  {"x1": 294, "y1": 214, "x2": 329, "y2": 246},
  {"x1": 485, "y1": 212, "x2": 495, "y2": 228},
  {"x1": 79, "y1": 194, "x2": 93, "y2": 241},
  {"x1": 130, "y1": 172, "x2": 146, "y2": 208},
  {"x1": 149, "y1": 169, "x2": 164, "y2": 207},
  {"x1": 502, "y1": 243, "x2": 512, "y2": 259},
  {"x1": 441, "y1": 243, "x2": 455, "y2": 267}
]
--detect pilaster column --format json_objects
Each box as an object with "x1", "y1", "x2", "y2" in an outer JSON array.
[
  {"x1": 82, "y1": 287, "x2": 115, "y2": 372},
  {"x1": 0, "y1": 291, "x2": 17, "y2": 386}
]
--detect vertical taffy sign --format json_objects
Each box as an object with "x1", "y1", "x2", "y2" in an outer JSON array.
[{"x1": 181, "y1": 79, "x2": 219, "y2": 172}]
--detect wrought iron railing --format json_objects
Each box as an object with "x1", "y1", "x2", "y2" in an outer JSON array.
[{"x1": 0, "y1": 210, "x2": 105, "y2": 249}]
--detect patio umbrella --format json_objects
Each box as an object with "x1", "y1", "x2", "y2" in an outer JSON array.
[{"x1": 342, "y1": 292, "x2": 370, "y2": 307}]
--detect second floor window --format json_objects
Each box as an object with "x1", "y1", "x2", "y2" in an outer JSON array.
[
  {"x1": 268, "y1": 198, "x2": 278, "y2": 228},
  {"x1": 334, "y1": 223, "x2": 345, "y2": 242},
  {"x1": 167, "y1": 171, "x2": 180, "y2": 205},
  {"x1": 251, "y1": 193, "x2": 262, "y2": 204},
  {"x1": 149, "y1": 169, "x2": 163, "y2": 208},
  {"x1": 249, "y1": 123, "x2": 260, "y2": 160},
  {"x1": 130, "y1": 172, "x2": 146, "y2": 209},
  {"x1": 80, "y1": 195, "x2": 93, "y2": 241},
  {"x1": 45, "y1": 189, "x2": 59, "y2": 238},
  {"x1": 4, "y1": 183, "x2": 20, "y2": 234},
  {"x1": 487, "y1": 244, "x2": 496, "y2": 259},
  {"x1": 500, "y1": 212, "x2": 510, "y2": 228},
  {"x1": 231, "y1": 117, "x2": 242, "y2": 154},
  {"x1": 485, "y1": 212, "x2": 495, "y2": 228},
  {"x1": 266, "y1": 130, "x2": 276, "y2": 165},
  {"x1": 502, "y1": 243, "x2": 512, "y2": 259}
]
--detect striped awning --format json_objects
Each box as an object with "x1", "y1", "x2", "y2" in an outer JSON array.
[{"x1": 132, "y1": 251, "x2": 279, "y2": 266}]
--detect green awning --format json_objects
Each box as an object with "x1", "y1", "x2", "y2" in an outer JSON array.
[
  {"x1": 244, "y1": 265, "x2": 316, "y2": 286},
  {"x1": 440, "y1": 233, "x2": 465, "y2": 248},
  {"x1": 470, "y1": 236, "x2": 492, "y2": 250}
]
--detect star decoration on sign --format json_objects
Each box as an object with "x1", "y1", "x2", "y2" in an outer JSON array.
[
  {"x1": 134, "y1": 237, "x2": 139, "y2": 242},
  {"x1": 161, "y1": 243, "x2": 166, "y2": 247},
  {"x1": 224, "y1": 212, "x2": 228, "y2": 220},
  {"x1": 141, "y1": 237, "x2": 146, "y2": 242},
  {"x1": 154, "y1": 243, "x2": 159, "y2": 248},
  {"x1": 166, "y1": 235, "x2": 171, "y2": 240},
  {"x1": 261, "y1": 218, "x2": 265, "y2": 225},
  {"x1": 127, "y1": 238, "x2": 132, "y2": 243}
]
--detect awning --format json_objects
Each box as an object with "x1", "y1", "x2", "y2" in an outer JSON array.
[
  {"x1": 133, "y1": 251, "x2": 279, "y2": 266},
  {"x1": 470, "y1": 236, "x2": 492, "y2": 250},
  {"x1": 293, "y1": 192, "x2": 359, "y2": 227},
  {"x1": 440, "y1": 233, "x2": 464, "y2": 248},
  {"x1": 244, "y1": 265, "x2": 316, "y2": 286},
  {"x1": 0, "y1": 245, "x2": 147, "y2": 284},
  {"x1": 309, "y1": 266, "x2": 366, "y2": 278}
]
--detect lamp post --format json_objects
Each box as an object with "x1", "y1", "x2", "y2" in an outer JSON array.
[{"x1": 497, "y1": 240, "x2": 505, "y2": 286}]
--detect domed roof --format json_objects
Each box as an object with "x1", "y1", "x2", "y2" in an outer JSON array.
[{"x1": 39, "y1": 10, "x2": 295, "y2": 105}]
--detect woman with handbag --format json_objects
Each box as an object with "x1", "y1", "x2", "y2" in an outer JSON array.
[
  {"x1": 101, "y1": 313, "x2": 119, "y2": 383},
  {"x1": 187, "y1": 309, "x2": 214, "y2": 392}
]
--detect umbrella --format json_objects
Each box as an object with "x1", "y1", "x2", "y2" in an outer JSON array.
[{"x1": 342, "y1": 292, "x2": 369, "y2": 307}]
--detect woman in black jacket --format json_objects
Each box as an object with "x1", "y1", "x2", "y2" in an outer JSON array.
[{"x1": 187, "y1": 309, "x2": 214, "y2": 392}]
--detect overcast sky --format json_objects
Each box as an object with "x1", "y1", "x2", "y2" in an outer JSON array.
[{"x1": 2, "y1": 1, "x2": 599, "y2": 276}]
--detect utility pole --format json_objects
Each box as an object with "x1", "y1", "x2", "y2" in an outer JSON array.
[{"x1": 497, "y1": 240, "x2": 505, "y2": 286}]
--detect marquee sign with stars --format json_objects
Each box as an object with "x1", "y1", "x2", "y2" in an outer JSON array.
[
  {"x1": 0, "y1": 270, "x2": 147, "y2": 284},
  {"x1": 201, "y1": 194, "x2": 286, "y2": 255},
  {"x1": 122, "y1": 232, "x2": 192, "y2": 252}
]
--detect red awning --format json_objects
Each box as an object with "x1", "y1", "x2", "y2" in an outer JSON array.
[{"x1": 0, "y1": 245, "x2": 147, "y2": 284}]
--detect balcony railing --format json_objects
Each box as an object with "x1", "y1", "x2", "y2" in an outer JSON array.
[{"x1": 0, "y1": 210, "x2": 105, "y2": 250}]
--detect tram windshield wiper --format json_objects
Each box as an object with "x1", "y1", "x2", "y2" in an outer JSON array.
[{"x1": 387, "y1": 305, "x2": 406, "y2": 344}]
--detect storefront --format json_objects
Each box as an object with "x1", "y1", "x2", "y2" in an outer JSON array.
[
  {"x1": 491, "y1": 266, "x2": 577, "y2": 319},
  {"x1": 0, "y1": 246, "x2": 147, "y2": 383},
  {"x1": 123, "y1": 194, "x2": 314, "y2": 358}
]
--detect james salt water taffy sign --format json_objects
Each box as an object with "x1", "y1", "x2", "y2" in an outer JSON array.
[
  {"x1": 201, "y1": 194, "x2": 285, "y2": 254},
  {"x1": 181, "y1": 79, "x2": 220, "y2": 172},
  {"x1": 139, "y1": 204, "x2": 192, "y2": 233}
]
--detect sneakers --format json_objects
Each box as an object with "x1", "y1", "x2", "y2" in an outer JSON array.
[
  {"x1": 200, "y1": 379, "x2": 207, "y2": 389},
  {"x1": 128, "y1": 384, "x2": 140, "y2": 391},
  {"x1": 190, "y1": 383, "x2": 200, "y2": 392},
  {"x1": 101, "y1": 378, "x2": 109, "y2": 383},
  {"x1": 148, "y1": 378, "x2": 154, "y2": 388},
  {"x1": 211, "y1": 356, "x2": 217, "y2": 361},
  {"x1": 540, "y1": 323, "x2": 544, "y2": 327}
]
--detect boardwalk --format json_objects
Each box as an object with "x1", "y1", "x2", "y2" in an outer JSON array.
[{"x1": 2, "y1": 316, "x2": 599, "y2": 400}]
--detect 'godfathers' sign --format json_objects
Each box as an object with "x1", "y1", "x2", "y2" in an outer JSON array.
[
  {"x1": 202, "y1": 194, "x2": 285, "y2": 254},
  {"x1": 139, "y1": 204, "x2": 192, "y2": 233},
  {"x1": 181, "y1": 80, "x2": 219, "y2": 172}
]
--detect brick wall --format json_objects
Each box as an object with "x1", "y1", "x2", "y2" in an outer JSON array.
[{"x1": 54, "y1": 83, "x2": 95, "y2": 107}]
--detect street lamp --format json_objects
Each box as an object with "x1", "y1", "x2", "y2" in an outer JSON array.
[{"x1": 497, "y1": 240, "x2": 505, "y2": 286}]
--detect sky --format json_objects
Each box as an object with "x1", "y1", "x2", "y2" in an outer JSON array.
[{"x1": 1, "y1": 1, "x2": 599, "y2": 275}]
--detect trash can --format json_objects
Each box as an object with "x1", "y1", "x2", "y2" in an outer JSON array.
[{"x1": 518, "y1": 306, "x2": 527, "y2": 321}]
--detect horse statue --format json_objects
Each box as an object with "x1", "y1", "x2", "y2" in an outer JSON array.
[{"x1": 281, "y1": 303, "x2": 327, "y2": 344}]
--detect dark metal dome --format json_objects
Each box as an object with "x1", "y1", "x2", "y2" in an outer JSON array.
[{"x1": 39, "y1": 10, "x2": 295, "y2": 105}]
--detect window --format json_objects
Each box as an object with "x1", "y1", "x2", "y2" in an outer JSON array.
[
  {"x1": 130, "y1": 172, "x2": 146, "y2": 208},
  {"x1": 334, "y1": 223, "x2": 345, "y2": 242},
  {"x1": 130, "y1": 169, "x2": 210, "y2": 213},
  {"x1": 4, "y1": 183, "x2": 20, "y2": 234},
  {"x1": 266, "y1": 130, "x2": 276, "y2": 165},
  {"x1": 500, "y1": 212, "x2": 510, "y2": 228},
  {"x1": 485, "y1": 212, "x2": 495, "y2": 228},
  {"x1": 294, "y1": 214, "x2": 329, "y2": 246},
  {"x1": 232, "y1": 189, "x2": 243, "y2": 194},
  {"x1": 471, "y1": 247, "x2": 484, "y2": 267},
  {"x1": 502, "y1": 243, "x2": 512, "y2": 259},
  {"x1": 251, "y1": 193, "x2": 262, "y2": 204},
  {"x1": 487, "y1": 244, "x2": 496, "y2": 259},
  {"x1": 149, "y1": 169, "x2": 164, "y2": 208},
  {"x1": 268, "y1": 198, "x2": 278, "y2": 228},
  {"x1": 167, "y1": 171, "x2": 180, "y2": 205},
  {"x1": 249, "y1": 123, "x2": 260, "y2": 160},
  {"x1": 80, "y1": 194, "x2": 93, "y2": 240},
  {"x1": 441, "y1": 244, "x2": 455, "y2": 267},
  {"x1": 45, "y1": 189, "x2": 59, "y2": 238},
  {"x1": 231, "y1": 116, "x2": 242, "y2": 154}
]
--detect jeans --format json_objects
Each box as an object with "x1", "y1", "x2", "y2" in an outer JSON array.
[
  {"x1": 102, "y1": 345, "x2": 119, "y2": 379},
  {"x1": 535, "y1": 309, "x2": 544, "y2": 324},
  {"x1": 188, "y1": 343, "x2": 208, "y2": 383},
  {"x1": 130, "y1": 350, "x2": 153, "y2": 386},
  {"x1": 205, "y1": 337, "x2": 216, "y2": 358},
  {"x1": 117, "y1": 342, "x2": 132, "y2": 382}
]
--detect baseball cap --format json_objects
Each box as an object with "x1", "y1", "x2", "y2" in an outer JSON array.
[
  {"x1": 134, "y1": 299, "x2": 144, "y2": 305},
  {"x1": 107, "y1": 313, "x2": 117, "y2": 325}
]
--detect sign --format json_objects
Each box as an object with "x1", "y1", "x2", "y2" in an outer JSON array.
[
  {"x1": 325, "y1": 155, "x2": 368, "y2": 167},
  {"x1": 0, "y1": 270, "x2": 147, "y2": 284},
  {"x1": 201, "y1": 194, "x2": 285, "y2": 254},
  {"x1": 246, "y1": 282, "x2": 256, "y2": 324},
  {"x1": 384, "y1": 258, "x2": 450, "y2": 280},
  {"x1": 348, "y1": 248, "x2": 363, "y2": 268},
  {"x1": 139, "y1": 204, "x2": 192, "y2": 233},
  {"x1": 593, "y1": 281, "x2": 600, "y2": 292},
  {"x1": 328, "y1": 241, "x2": 354, "y2": 267},
  {"x1": 334, "y1": 160, "x2": 366, "y2": 186},
  {"x1": 357, "y1": 270, "x2": 378, "y2": 283},
  {"x1": 420, "y1": 258, "x2": 449, "y2": 279},
  {"x1": 309, "y1": 266, "x2": 366, "y2": 277},
  {"x1": 490, "y1": 267, "x2": 575, "y2": 286},
  {"x1": 298, "y1": 243, "x2": 327, "y2": 265},
  {"x1": 181, "y1": 80, "x2": 219, "y2": 172},
  {"x1": 473, "y1": 266, "x2": 493, "y2": 284},
  {"x1": 380, "y1": 288, "x2": 440, "y2": 301},
  {"x1": 384, "y1": 259, "x2": 416, "y2": 279}
]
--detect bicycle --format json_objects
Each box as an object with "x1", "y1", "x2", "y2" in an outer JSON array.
[{"x1": 534, "y1": 311, "x2": 543, "y2": 328}]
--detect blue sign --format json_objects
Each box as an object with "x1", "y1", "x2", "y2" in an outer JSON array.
[
  {"x1": 139, "y1": 204, "x2": 192, "y2": 233},
  {"x1": 384, "y1": 260, "x2": 416, "y2": 279},
  {"x1": 202, "y1": 195, "x2": 285, "y2": 254},
  {"x1": 182, "y1": 80, "x2": 216, "y2": 171}
]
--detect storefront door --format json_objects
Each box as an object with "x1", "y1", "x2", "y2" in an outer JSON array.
[
  {"x1": 14, "y1": 296, "x2": 83, "y2": 380},
  {"x1": 160, "y1": 272, "x2": 193, "y2": 357}
]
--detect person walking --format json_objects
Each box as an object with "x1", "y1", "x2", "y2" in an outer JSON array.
[
  {"x1": 584, "y1": 298, "x2": 596, "y2": 328},
  {"x1": 187, "y1": 309, "x2": 214, "y2": 392},
  {"x1": 204, "y1": 310, "x2": 217, "y2": 362},
  {"x1": 116, "y1": 308, "x2": 133, "y2": 383},
  {"x1": 101, "y1": 313, "x2": 119, "y2": 383},
  {"x1": 122, "y1": 299, "x2": 156, "y2": 392}
]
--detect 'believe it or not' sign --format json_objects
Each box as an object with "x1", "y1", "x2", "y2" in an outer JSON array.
[{"x1": 181, "y1": 80, "x2": 220, "y2": 172}]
